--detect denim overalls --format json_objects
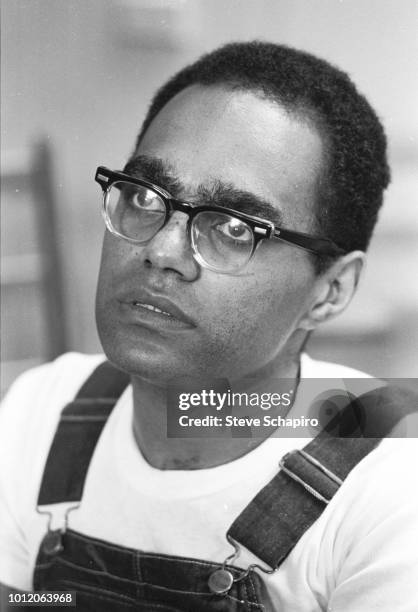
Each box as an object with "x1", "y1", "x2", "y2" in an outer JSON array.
[{"x1": 28, "y1": 362, "x2": 413, "y2": 611}]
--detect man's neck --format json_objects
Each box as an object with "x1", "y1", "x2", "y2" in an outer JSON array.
[{"x1": 131, "y1": 355, "x2": 301, "y2": 470}]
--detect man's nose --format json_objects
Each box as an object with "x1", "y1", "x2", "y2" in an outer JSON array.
[{"x1": 138, "y1": 211, "x2": 199, "y2": 280}]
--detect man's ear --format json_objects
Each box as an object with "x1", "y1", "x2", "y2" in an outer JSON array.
[{"x1": 299, "y1": 251, "x2": 366, "y2": 331}]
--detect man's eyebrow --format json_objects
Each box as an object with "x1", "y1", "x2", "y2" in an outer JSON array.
[
  {"x1": 123, "y1": 155, "x2": 183, "y2": 197},
  {"x1": 197, "y1": 182, "x2": 284, "y2": 226},
  {"x1": 123, "y1": 155, "x2": 284, "y2": 225}
]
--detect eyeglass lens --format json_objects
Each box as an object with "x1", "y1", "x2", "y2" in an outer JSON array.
[
  {"x1": 191, "y1": 211, "x2": 254, "y2": 272},
  {"x1": 106, "y1": 181, "x2": 166, "y2": 241},
  {"x1": 104, "y1": 181, "x2": 255, "y2": 272}
]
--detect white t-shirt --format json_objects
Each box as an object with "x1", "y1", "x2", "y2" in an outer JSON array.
[{"x1": 1, "y1": 352, "x2": 418, "y2": 611}]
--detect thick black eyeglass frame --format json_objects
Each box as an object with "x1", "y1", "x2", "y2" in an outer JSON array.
[{"x1": 95, "y1": 166, "x2": 346, "y2": 259}]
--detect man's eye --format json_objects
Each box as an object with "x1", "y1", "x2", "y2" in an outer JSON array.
[
  {"x1": 122, "y1": 187, "x2": 163, "y2": 211},
  {"x1": 215, "y1": 219, "x2": 252, "y2": 242}
]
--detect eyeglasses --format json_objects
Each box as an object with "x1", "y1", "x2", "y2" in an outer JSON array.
[{"x1": 95, "y1": 166, "x2": 345, "y2": 274}]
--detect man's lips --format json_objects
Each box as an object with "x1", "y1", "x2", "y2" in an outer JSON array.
[{"x1": 117, "y1": 290, "x2": 196, "y2": 328}]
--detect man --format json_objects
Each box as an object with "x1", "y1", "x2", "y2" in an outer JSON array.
[{"x1": 1, "y1": 41, "x2": 417, "y2": 611}]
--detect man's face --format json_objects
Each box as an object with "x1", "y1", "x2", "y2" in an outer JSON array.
[{"x1": 96, "y1": 85, "x2": 325, "y2": 383}]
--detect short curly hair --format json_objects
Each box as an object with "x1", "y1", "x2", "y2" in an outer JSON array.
[{"x1": 135, "y1": 41, "x2": 390, "y2": 272}]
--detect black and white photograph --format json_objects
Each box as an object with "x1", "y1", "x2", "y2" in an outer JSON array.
[{"x1": 1, "y1": 1, "x2": 418, "y2": 610}]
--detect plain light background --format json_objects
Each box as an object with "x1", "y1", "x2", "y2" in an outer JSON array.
[{"x1": 1, "y1": 0, "x2": 417, "y2": 387}]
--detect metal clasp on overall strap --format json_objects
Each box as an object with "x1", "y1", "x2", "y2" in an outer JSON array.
[
  {"x1": 36, "y1": 503, "x2": 80, "y2": 556},
  {"x1": 279, "y1": 449, "x2": 343, "y2": 505},
  {"x1": 208, "y1": 534, "x2": 277, "y2": 595}
]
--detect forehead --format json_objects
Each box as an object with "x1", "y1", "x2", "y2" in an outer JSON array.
[{"x1": 137, "y1": 85, "x2": 324, "y2": 227}]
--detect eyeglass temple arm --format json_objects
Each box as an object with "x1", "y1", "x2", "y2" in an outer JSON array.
[{"x1": 273, "y1": 228, "x2": 345, "y2": 256}]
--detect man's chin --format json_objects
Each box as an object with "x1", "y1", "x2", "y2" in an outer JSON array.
[
  {"x1": 101, "y1": 343, "x2": 181, "y2": 385},
  {"x1": 100, "y1": 337, "x2": 233, "y2": 388}
]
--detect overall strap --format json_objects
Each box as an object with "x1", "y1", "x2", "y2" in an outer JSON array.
[
  {"x1": 228, "y1": 384, "x2": 418, "y2": 569},
  {"x1": 37, "y1": 361, "x2": 130, "y2": 506}
]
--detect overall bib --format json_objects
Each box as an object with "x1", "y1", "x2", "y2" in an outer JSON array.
[{"x1": 27, "y1": 362, "x2": 415, "y2": 611}]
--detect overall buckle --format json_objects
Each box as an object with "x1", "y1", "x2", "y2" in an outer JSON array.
[{"x1": 279, "y1": 449, "x2": 343, "y2": 505}]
